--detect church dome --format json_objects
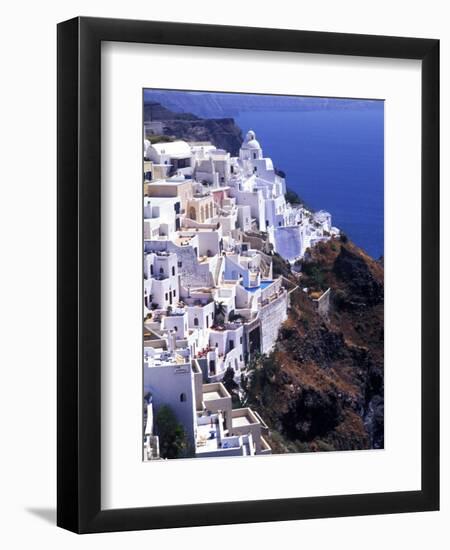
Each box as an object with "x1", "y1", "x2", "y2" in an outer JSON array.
[{"x1": 242, "y1": 130, "x2": 261, "y2": 150}]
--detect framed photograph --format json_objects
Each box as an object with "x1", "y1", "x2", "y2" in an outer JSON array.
[{"x1": 57, "y1": 17, "x2": 439, "y2": 533}]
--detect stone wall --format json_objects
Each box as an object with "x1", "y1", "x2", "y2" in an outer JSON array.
[
  {"x1": 145, "y1": 240, "x2": 214, "y2": 288},
  {"x1": 313, "y1": 287, "x2": 331, "y2": 318},
  {"x1": 258, "y1": 292, "x2": 288, "y2": 354}
]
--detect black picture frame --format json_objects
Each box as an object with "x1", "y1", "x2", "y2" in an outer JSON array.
[{"x1": 57, "y1": 16, "x2": 439, "y2": 533}]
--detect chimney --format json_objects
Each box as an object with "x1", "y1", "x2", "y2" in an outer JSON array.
[{"x1": 167, "y1": 330, "x2": 177, "y2": 353}]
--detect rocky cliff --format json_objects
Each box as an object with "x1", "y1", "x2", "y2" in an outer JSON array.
[
  {"x1": 242, "y1": 237, "x2": 384, "y2": 453},
  {"x1": 144, "y1": 101, "x2": 243, "y2": 156},
  {"x1": 144, "y1": 90, "x2": 382, "y2": 119}
]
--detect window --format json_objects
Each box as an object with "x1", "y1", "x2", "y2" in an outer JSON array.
[
  {"x1": 177, "y1": 158, "x2": 190, "y2": 169},
  {"x1": 229, "y1": 340, "x2": 234, "y2": 351},
  {"x1": 206, "y1": 317, "x2": 209, "y2": 328},
  {"x1": 165, "y1": 293, "x2": 168, "y2": 301},
  {"x1": 172, "y1": 266, "x2": 175, "y2": 276},
  {"x1": 194, "y1": 318, "x2": 199, "y2": 327},
  {"x1": 173, "y1": 289, "x2": 176, "y2": 297},
  {"x1": 159, "y1": 267, "x2": 164, "y2": 274},
  {"x1": 150, "y1": 265, "x2": 154, "y2": 275},
  {"x1": 178, "y1": 261, "x2": 182, "y2": 268},
  {"x1": 180, "y1": 393, "x2": 186, "y2": 402},
  {"x1": 253, "y1": 152, "x2": 257, "y2": 159},
  {"x1": 173, "y1": 326, "x2": 178, "y2": 332},
  {"x1": 240, "y1": 336, "x2": 243, "y2": 344}
]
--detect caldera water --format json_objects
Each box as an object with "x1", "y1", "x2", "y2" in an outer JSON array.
[{"x1": 234, "y1": 107, "x2": 384, "y2": 259}]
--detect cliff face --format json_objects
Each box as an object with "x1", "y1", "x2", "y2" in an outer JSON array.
[
  {"x1": 243, "y1": 238, "x2": 384, "y2": 453},
  {"x1": 144, "y1": 90, "x2": 382, "y2": 119},
  {"x1": 144, "y1": 102, "x2": 243, "y2": 156}
]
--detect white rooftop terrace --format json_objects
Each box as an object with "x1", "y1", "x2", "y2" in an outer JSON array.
[
  {"x1": 151, "y1": 140, "x2": 192, "y2": 159},
  {"x1": 231, "y1": 407, "x2": 261, "y2": 427},
  {"x1": 203, "y1": 390, "x2": 222, "y2": 401},
  {"x1": 148, "y1": 178, "x2": 190, "y2": 187},
  {"x1": 232, "y1": 415, "x2": 252, "y2": 427},
  {"x1": 195, "y1": 413, "x2": 252, "y2": 456},
  {"x1": 144, "y1": 348, "x2": 191, "y2": 368},
  {"x1": 202, "y1": 382, "x2": 231, "y2": 403}
]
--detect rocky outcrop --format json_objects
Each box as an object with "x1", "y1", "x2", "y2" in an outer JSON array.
[
  {"x1": 144, "y1": 102, "x2": 243, "y2": 155},
  {"x1": 242, "y1": 238, "x2": 384, "y2": 453},
  {"x1": 333, "y1": 245, "x2": 384, "y2": 308}
]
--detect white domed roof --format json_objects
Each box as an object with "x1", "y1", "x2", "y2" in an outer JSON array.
[{"x1": 242, "y1": 130, "x2": 261, "y2": 150}]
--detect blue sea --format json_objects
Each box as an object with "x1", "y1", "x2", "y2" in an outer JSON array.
[
  {"x1": 144, "y1": 91, "x2": 384, "y2": 259},
  {"x1": 234, "y1": 108, "x2": 384, "y2": 259}
]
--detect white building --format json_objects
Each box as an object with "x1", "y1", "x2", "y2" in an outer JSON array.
[
  {"x1": 143, "y1": 196, "x2": 181, "y2": 239},
  {"x1": 146, "y1": 140, "x2": 194, "y2": 177},
  {"x1": 144, "y1": 251, "x2": 180, "y2": 310},
  {"x1": 142, "y1": 129, "x2": 338, "y2": 460},
  {"x1": 143, "y1": 346, "x2": 271, "y2": 459}
]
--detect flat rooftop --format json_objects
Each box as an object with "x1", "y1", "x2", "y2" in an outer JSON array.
[
  {"x1": 232, "y1": 408, "x2": 259, "y2": 426},
  {"x1": 148, "y1": 178, "x2": 190, "y2": 186},
  {"x1": 232, "y1": 416, "x2": 251, "y2": 427},
  {"x1": 144, "y1": 196, "x2": 179, "y2": 204},
  {"x1": 175, "y1": 236, "x2": 194, "y2": 246},
  {"x1": 196, "y1": 422, "x2": 220, "y2": 452},
  {"x1": 203, "y1": 391, "x2": 222, "y2": 401}
]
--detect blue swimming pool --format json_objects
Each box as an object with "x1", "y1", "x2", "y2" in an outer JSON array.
[{"x1": 244, "y1": 280, "x2": 273, "y2": 293}]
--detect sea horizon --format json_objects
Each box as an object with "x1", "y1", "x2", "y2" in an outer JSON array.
[{"x1": 144, "y1": 91, "x2": 385, "y2": 259}]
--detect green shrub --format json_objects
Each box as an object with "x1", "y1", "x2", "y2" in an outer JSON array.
[{"x1": 155, "y1": 405, "x2": 188, "y2": 459}]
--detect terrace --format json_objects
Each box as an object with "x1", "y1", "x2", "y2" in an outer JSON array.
[
  {"x1": 201, "y1": 383, "x2": 232, "y2": 421},
  {"x1": 244, "y1": 279, "x2": 273, "y2": 293},
  {"x1": 231, "y1": 408, "x2": 260, "y2": 428},
  {"x1": 175, "y1": 235, "x2": 195, "y2": 247},
  {"x1": 195, "y1": 412, "x2": 223, "y2": 452},
  {"x1": 195, "y1": 413, "x2": 253, "y2": 456},
  {"x1": 202, "y1": 382, "x2": 231, "y2": 403},
  {"x1": 144, "y1": 348, "x2": 191, "y2": 369},
  {"x1": 209, "y1": 321, "x2": 242, "y2": 332}
]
